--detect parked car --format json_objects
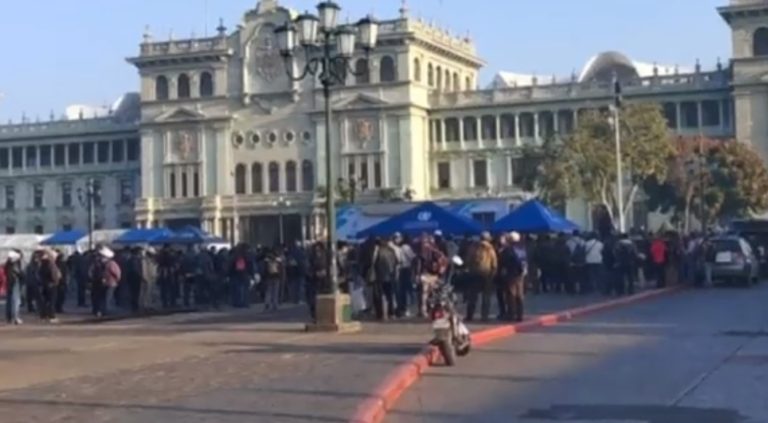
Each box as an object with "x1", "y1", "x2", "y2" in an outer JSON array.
[{"x1": 707, "y1": 236, "x2": 760, "y2": 286}]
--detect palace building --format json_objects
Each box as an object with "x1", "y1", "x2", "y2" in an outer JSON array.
[{"x1": 1, "y1": 0, "x2": 765, "y2": 242}]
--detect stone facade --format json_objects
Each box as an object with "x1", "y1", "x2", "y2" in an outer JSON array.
[
  {"x1": 123, "y1": 0, "x2": 768, "y2": 242},
  {"x1": 0, "y1": 96, "x2": 141, "y2": 234}
]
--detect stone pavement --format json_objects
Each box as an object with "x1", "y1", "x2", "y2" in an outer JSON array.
[{"x1": 0, "y1": 292, "x2": 633, "y2": 423}]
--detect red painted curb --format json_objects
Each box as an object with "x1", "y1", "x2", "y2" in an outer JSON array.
[{"x1": 349, "y1": 287, "x2": 681, "y2": 423}]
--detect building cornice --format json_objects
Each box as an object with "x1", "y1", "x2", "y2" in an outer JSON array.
[{"x1": 718, "y1": 3, "x2": 768, "y2": 23}]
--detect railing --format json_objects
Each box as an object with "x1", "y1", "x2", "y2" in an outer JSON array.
[
  {"x1": 0, "y1": 117, "x2": 138, "y2": 137},
  {"x1": 140, "y1": 35, "x2": 229, "y2": 56}
]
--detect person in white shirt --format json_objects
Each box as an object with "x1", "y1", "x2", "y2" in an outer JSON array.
[
  {"x1": 583, "y1": 233, "x2": 604, "y2": 294},
  {"x1": 393, "y1": 232, "x2": 416, "y2": 317}
]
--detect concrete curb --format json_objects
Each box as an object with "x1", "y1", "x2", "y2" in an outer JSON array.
[{"x1": 349, "y1": 287, "x2": 681, "y2": 423}]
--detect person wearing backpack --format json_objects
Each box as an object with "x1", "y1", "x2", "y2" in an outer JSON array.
[
  {"x1": 371, "y1": 237, "x2": 399, "y2": 321},
  {"x1": 263, "y1": 248, "x2": 284, "y2": 311},
  {"x1": 465, "y1": 231, "x2": 498, "y2": 322}
]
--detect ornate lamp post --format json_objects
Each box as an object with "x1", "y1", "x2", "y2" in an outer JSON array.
[
  {"x1": 77, "y1": 178, "x2": 99, "y2": 251},
  {"x1": 275, "y1": 1, "x2": 378, "y2": 332}
]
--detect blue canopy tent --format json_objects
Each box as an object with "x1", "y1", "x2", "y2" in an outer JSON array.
[
  {"x1": 114, "y1": 228, "x2": 174, "y2": 245},
  {"x1": 151, "y1": 226, "x2": 226, "y2": 245},
  {"x1": 356, "y1": 202, "x2": 483, "y2": 238},
  {"x1": 491, "y1": 200, "x2": 580, "y2": 233},
  {"x1": 40, "y1": 229, "x2": 87, "y2": 246}
]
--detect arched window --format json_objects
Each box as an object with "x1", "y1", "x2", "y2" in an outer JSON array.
[
  {"x1": 445, "y1": 118, "x2": 460, "y2": 142},
  {"x1": 463, "y1": 116, "x2": 478, "y2": 141},
  {"x1": 286, "y1": 161, "x2": 297, "y2": 192},
  {"x1": 302, "y1": 160, "x2": 315, "y2": 191},
  {"x1": 427, "y1": 63, "x2": 434, "y2": 86},
  {"x1": 177, "y1": 73, "x2": 191, "y2": 99},
  {"x1": 355, "y1": 59, "x2": 370, "y2": 85},
  {"x1": 453, "y1": 73, "x2": 460, "y2": 92},
  {"x1": 155, "y1": 76, "x2": 169, "y2": 100},
  {"x1": 268, "y1": 161, "x2": 280, "y2": 193},
  {"x1": 234, "y1": 164, "x2": 246, "y2": 194},
  {"x1": 200, "y1": 71, "x2": 214, "y2": 97},
  {"x1": 413, "y1": 58, "x2": 421, "y2": 82},
  {"x1": 445, "y1": 69, "x2": 451, "y2": 91},
  {"x1": 465, "y1": 76, "x2": 472, "y2": 91},
  {"x1": 436, "y1": 66, "x2": 443, "y2": 90},
  {"x1": 380, "y1": 56, "x2": 396, "y2": 82},
  {"x1": 251, "y1": 162, "x2": 263, "y2": 194},
  {"x1": 754, "y1": 27, "x2": 768, "y2": 56}
]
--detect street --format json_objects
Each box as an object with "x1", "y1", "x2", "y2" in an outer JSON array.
[{"x1": 388, "y1": 284, "x2": 768, "y2": 423}]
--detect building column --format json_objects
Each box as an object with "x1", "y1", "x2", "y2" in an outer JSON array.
[
  {"x1": 440, "y1": 119, "x2": 447, "y2": 151},
  {"x1": 476, "y1": 117, "x2": 483, "y2": 149},
  {"x1": 697, "y1": 101, "x2": 703, "y2": 130},
  {"x1": 719, "y1": 100, "x2": 726, "y2": 132},
  {"x1": 514, "y1": 114, "x2": 521, "y2": 147},
  {"x1": 553, "y1": 111, "x2": 560, "y2": 140},
  {"x1": 573, "y1": 109, "x2": 579, "y2": 127},
  {"x1": 533, "y1": 113, "x2": 540, "y2": 145},
  {"x1": 675, "y1": 102, "x2": 682, "y2": 131},
  {"x1": 495, "y1": 115, "x2": 502, "y2": 148},
  {"x1": 458, "y1": 117, "x2": 465, "y2": 150}
]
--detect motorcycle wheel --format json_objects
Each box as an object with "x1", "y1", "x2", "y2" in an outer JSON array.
[
  {"x1": 456, "y1": 338, "x2": 472, "y2": 357},
  {"x1": 439, "y1": 339, "x2": 457, "y2": 366}
]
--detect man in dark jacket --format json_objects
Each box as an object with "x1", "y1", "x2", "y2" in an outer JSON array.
[
  {"x1": 307, "y1": 241, "x2": 328, "y2": 320},
  {"x1": 464, "y1": 232, "x2": 498, "y2": 322},
  {"x1": 614, "y1": 234, "x2": 638, "y2": 295},
  {"x1": 39, "y1": 249, "x2": 62, "y2": 322},
  {"x1": 229, "y1": 244, "x2": 254, "y2": 308},
  {"x1": 499, "y1": 232, "x2": 526, "y2": 322},
  {"x1": 371, "y1": 238, "x2": 398, "y2": 320}
]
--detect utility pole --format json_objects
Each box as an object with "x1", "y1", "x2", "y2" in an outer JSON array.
[{"x1": 612, "y1": 74, "x2": 625, "y2": 234}]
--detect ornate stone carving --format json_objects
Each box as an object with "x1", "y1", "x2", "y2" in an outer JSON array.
[
  {"x1": 254, "y1": 30, "x2": 281, "y2": 82},
  {"x1": 354, "y1": 119, "x2": 375, "y2": 143},
  {"x1": 175, "y1": 131, "x2": 197, "y2": 160}
]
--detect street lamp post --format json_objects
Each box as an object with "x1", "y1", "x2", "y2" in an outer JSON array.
[
  {"x1": 275, "y1": 2, "x2": 378, "y2": 332},
  {"x1": 611, "y1": 75, "x2": 626, "y2": 234},
  {"x1": 77, "y1": 178, "x2": 98, "y2": 251},
  {"x1": 273, "y1": 196, "x2": 291, "y2": 246}
]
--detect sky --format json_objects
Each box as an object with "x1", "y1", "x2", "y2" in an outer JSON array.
[{"x1": 0, "y1": 0, "x2": 730, "y2": 122}]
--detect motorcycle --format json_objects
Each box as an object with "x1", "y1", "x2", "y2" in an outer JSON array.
[{"x1": 426, "y1": 256, "x2": 471, "y2": 366}]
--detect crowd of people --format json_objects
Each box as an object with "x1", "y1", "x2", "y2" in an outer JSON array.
[{"x1": 2, "y1": 228, "x2": 730, "y2": 326}]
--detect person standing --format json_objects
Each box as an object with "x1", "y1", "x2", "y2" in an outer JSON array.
[
  {"x1": 25, "y1": 251, "x2": 42, "y2": 314},
  {"x1": 39, "y1": 250, "x2": 62, "y2": 323},
  {"x1": 395, "y1": 234, "x2": 415, "y2": 318},
  {"x1": 156, "y1": 245, "x2": 176, "y2": 309},
  {"x1": 263, "y1": 248, "x2": 284, "y2": 311},
  {"x1": 90, "y1": 247, "x2": 122, "y2": 318},
  {"x1": 180, "y1": 245, "x2": 201, "y2": 307},
  {"x1": 229, "y1": 244, "x2": 254, "y2": 308},
  {"x1": 465, "y1": 231, "x2": 498, "y2": 322},
  {"x1": 500, "y1": 232, "x2": 526, "y2": 322},
  {"x1": 414, "y1": 234, "x2": 448, "y2": 318},
  {"x1": 650, "y1": 235, "x2": 668, "y2": 288},
  {"x1": 566, "y1": 231, "x2": 586, "y2": 295},
  {"x1": 307, "y1": 241, "x2": 329, "y2": 321},
  {"x1": 54, "y1": 250, "x2": 68, "y2": 314},
  {"x1": 138, "y1": 248, "x2": 158, "y2": 310},
  {"x1": 4, "y1": 250, "x2": 24, "y2": 325},
  {"x1": 614, "y1": 234, "x2": 638, "y2": 295},
  {"x1": 371, "y1": 237, "x2": 398, "y2": 321},
  {"x1": 584, "y1": 233, "x2": 604, "y2": 294}
]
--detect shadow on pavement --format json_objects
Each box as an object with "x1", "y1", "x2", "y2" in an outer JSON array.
[
  {"x1": 522, "y1": 404, "x2": 750, "y2": 423},
  {"x1": 216, "y1": 341, "x2": 421, "y2": 357}
]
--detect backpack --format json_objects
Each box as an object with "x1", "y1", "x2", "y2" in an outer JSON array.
[
  {"x1": 266, "y1": 258, "x2": 280, "y2": 276},
  {"x1": 235, "y1": 257, "x2": 247, "y2": 272},
  {"x1": 571, "y1": 243, "x2": 587, "y2": 266}
]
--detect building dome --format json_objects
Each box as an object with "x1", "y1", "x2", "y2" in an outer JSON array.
[{"x1": 579, "y1": 51, "x2": 640, "y2": 83}]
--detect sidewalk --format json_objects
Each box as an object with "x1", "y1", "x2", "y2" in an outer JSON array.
[{"x1": 0, "y1": 292, "x2": 638, "y2": 423}]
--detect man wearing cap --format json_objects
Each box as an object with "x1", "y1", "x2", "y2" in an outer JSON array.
[
  {"x1": 4, "y1": 250, "x2": 24, "y2": 325},
  {"x1": 465, "y1": 231, "x2": 498, "y2": 322},
  {"x1": 90, "y1": 247, "x2": 122, "y2": 318}
]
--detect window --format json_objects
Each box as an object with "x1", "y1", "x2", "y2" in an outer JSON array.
[
  {"x1": 427, "y1": 63, "x2": 434, "y2": 86},
  {"x1": 436, "y1": 66, "x2": 442, "y2": 89},
  {"x1": 111, "y1": 139, "x2": 124, "y2": 162},
  {"x1": 445, "y1": 69, "x2": 451, "y2": 91},
  {"x1": 481, "y1": 116, "x2": 497, "y2": 140},
  {"x1": 754, "y1": 27, "x2": 768, "y2": 56},
  {"x1": 4, "y1": 186, "x2": 14, "y2": 210},
  {"x1": 181, "y1": 171, "x2": 188, "y2": 197},
  {"x1": 155, "y1": 75, "x2": 169, "y2": 100},
  {"x1": 83, "y1": 142, "x2": 95, "y2": 164},
  {"x1": 126, "y1": 138, "x2": 140, "y2": 161},
  {"x1": 120, "y1": 222, "x2": 132, "y2": 230},
  {"x1": 11, "y1": 147, "x2": 22, "y2": 169},
  {"x1": 355, "y1": 59, "x2": 369, "y2": 84},
  {"x1": 34, "y1": 225, "x2": 44, "y2": 235},
  {"x1": 453, "y1": 73, "x2": 460, "y2": 92},
  {"x1": 68, "y1": 144, "x2": 80, "y2": 165},
  {"x1": 286, "y1": 161, "x2": 297, "y2": 192},
  {"x1": 348, "y1": 161, "x2": 355, "y2": 179},
  {"x1": 170, "y1": 172, "x2": 177, "y2": 198},
  {"x1": 681, "y1": 101, "x2": 699, "y2": 128},
  {"x1": 119, "y1": 178, "x2": 133, "y2": 205},
  {"x1": 302, "y1": 160, "x2": 314, "y2": 191},
  {"x1": 437, "y1": 162, "x2": 451, "y2": 189},
  {"x1": 63, "y1": 224, "x2": 73, "y2": 231},
  {"x1": 25, "y1": 146, "x2": 37, "y2": 168},
  {"x1": 251, "y1": 162, "x2": 263, "y2": 194},
  {"x1": 466, "y1": 76, "x2": 472, "y2": 91},
  {"x1": 92, "y1": 180, "x2": 102, "y2": 206},
  {"x1": 94, "y1": 222, "x2": 103, "y2": 230},
  {"x1": 40, "y1": 145, "x2": 51, "y2": 167},
  {"x1": 380, "y1": 56, "x2": 396, "y2": 82},
  {"x1": 702, "y1": 100, "x2": 721, "y2": 127},
  {"x1": 200, "y1": 71, "x2": 214, "y2": 97},
  {"x1": 54, "y1": 145, "x2": 65, "y2": 167},
  {"x1": 178, "y1": 73, "x2": 191, "y2": 98},
  {"x1": 193, "y1": 171, "x2": 200, "y2": 197},
  {"x1": 519, "y1": 113, "x2": 535, "y2": 138},
  {"x1": 32, "y1": 183, "x2": 44, "y2": 208},
  {"x1": 5, "y1": 226, "x2": 14, "y2": 235},
  {"x1": 511, "y1": 157, "x2": 529, "y2": 186},
  {"x1": 234, "y1": 164, "x2": 246, "y2": 194},
  {"x1": 268, "y1": 161, "x2": 280, "y2": 193},
  {"x1": 500, "y1": 114, "x2": 516, "y2": 139},
  {"x1": 445, "y1": 118, "x2": 460, "y2": 142},
  {"x1": 463, "y1": 117, "x2": 478, "y2": 141},
  {"x1": 374, "y1": 158, "x2": 382, "y2": 188},
  {"x1": 97, "y1": 141, "x2": 109, "y2": 163},
  {"x1": 61, "y1": 182, "x2": 72, "y2": 207},
  {"x1": 414, "y1": 58, "x2": 421, "y2": 82},
  {"x1": 0, "y1": 149, "x2": 7, "y2": 169},
  {"x1": 360, "y1": 161, "x2": 369, "y2": 189},
  {"x1": 473, "y1": 159, "x2": 488, "y2": 188}
]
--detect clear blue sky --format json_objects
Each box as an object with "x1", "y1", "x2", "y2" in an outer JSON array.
[{"x1": 0, "y1": 0, "x2": 729, "y2": 122}]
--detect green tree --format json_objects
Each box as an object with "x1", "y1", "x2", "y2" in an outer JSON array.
[
  {"x1": 539, "y1": 103, "x2": 673, "y2": 225},
  {"x1": 709, "y1": 141, "x2": 768, "y2": 221}
]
